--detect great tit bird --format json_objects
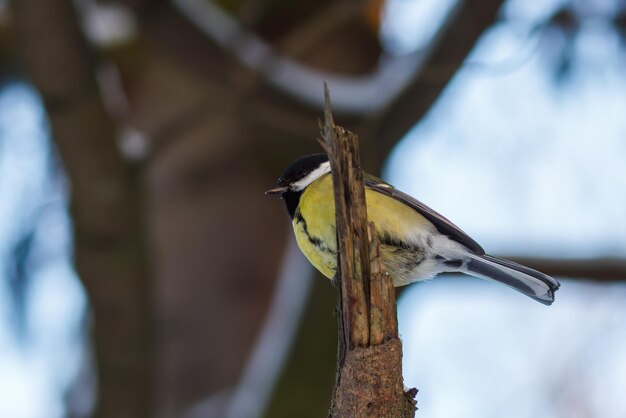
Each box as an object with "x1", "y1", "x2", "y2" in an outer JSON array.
[{"x1": 267, "y1": 154, "x2": 560, "y2": 305}]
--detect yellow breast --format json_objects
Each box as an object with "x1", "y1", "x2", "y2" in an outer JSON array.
[{"x1": 292, "y1": 174, "x2": 433, "y2": 280}]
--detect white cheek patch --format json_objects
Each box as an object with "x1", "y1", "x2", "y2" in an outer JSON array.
[{"x1": 292, "y1": 161, "x2": 331, "y2": 191}]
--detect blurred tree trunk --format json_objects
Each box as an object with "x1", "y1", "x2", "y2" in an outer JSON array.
[{"x1": 12, "y1": 0, "x2": 154, "y2": 417}]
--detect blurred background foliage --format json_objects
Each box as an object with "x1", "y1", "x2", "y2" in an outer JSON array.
[{"x1": 0, "y1": 0, "x2": 625, "y2": 417}]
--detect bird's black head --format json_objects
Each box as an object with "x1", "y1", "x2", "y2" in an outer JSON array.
[
  {"x1": 276, "y1": 154, "x2": 330, "y2": 188},
  {"x1": 266, "y1": 154, "x2": 330, "y2": 218}
]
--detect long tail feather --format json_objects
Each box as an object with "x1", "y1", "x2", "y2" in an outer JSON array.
[{"x1": 461, "y1": 254, "x2": 560, "y2": 305}]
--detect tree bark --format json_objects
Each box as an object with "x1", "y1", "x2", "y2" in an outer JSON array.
[
  {"x1": 12, "y1": 0, "x2": 154, "y2": 417},
  {"x1": 321, "y1": 86, "x2": 416, "y2": 417}
]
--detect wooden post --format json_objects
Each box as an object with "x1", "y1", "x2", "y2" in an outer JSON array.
[{"x1": 320, "y1": 84, "x2": 416, "y2": 418}]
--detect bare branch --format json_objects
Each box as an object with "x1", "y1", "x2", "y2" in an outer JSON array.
[
  {"x1": 368, "y1": 222, "x2": 398, "y2": 346},
  {"x1": 503, "y1": 257, "x2": 626, "y2": 282},
  {"x1": 322, "y1": 84, "x2": 415, "y2": 417},
  {"x1": 321, "y1": 82, "x2": 370, "y2": 350},
  {"x1": 362, "y1": 0, "x2": 505, "y2": 164},
  {"x1": 274, "y1": 2, "x2": 363, "y2": 59}
]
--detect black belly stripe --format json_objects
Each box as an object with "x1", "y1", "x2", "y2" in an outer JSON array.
[{"x1": 295, "y1": 212, "x2": 335, "y2": 253}]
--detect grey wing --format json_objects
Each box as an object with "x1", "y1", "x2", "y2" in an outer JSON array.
[{"x1": 365, "y1": 179, "x2": 485, "y2": 255}]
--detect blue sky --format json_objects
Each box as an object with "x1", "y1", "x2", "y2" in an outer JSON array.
[
  {"x1": 386, "y1": 0, "x2": 626, "y2": 416},
  {"x1": 0, "y1": 84, "x2": 85, "y2": 418}
]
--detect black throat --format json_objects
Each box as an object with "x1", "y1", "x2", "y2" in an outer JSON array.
[{"x1": 282, "y1": 190, "x2": 302, "y2": 219}]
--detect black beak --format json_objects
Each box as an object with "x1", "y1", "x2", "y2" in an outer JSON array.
[{"x1": 265, "y1": 185, "x2": 288, "y2": 196}]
